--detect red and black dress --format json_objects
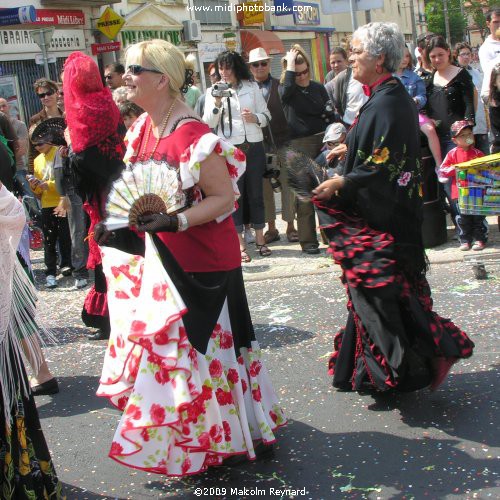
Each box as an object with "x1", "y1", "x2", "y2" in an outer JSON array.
[{"x1": 318, "y1": 78, "x2": 474, "y2": 392}]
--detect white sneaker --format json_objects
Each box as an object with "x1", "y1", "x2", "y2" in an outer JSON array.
[
  {"x1": 75, "y1": 278, "x2": 88, "y2": 289},
  {"x1": 45, "y1": 275, "x2": 57, "y2": 289},
  {"x1": 244, "y1": 228, "x2": 255, "y2": 244}
]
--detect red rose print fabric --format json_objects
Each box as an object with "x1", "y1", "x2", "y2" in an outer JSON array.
[{"x1": 97, "y1": 234, "x2": 286, "y2": 476}]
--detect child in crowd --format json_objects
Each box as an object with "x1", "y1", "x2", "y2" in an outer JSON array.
[
  {"x1": 119, "y1": 101, "x2": 144, "y2": 130},
  {"x1": 28, "y1": 119, "x2": 72, "y2": 288},
  {"x1": 315, "y1": 122, "x2": 347, "y2": 177},
  {"x1": 439, "y1": 120, "x2": 488, "y2": 251},
  {"x1": 395, "y1": 44, "x2": 442, "y2": 168}
]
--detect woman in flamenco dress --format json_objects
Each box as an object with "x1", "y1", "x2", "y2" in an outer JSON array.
[
  {"x1": 0, "y1": 180, "x2": 63, "y2": 498},
  {"x1": 305, "y1": 22, "x2": 474, "y2": 393},
  {"x1": 91, "y1": 40, "x2": 286, "y2": 476}
]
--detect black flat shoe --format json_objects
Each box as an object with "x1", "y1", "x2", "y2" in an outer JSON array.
[
  {"x1": 87, "y1": 330, "x2": 110, "y2": 341},
  {"x1": 31, "y1": 378, "x2": 59, "y2": 396},
  {"x1": 254, "y1": 441, "x2": 274, "y2": 458},
  {"x1": 302, "y1": 246, "x2": 320, "y2": 255}
]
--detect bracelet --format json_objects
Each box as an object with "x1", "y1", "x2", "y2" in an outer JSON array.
[{"x1": 177, "y1": 212, "x2": 189, "y2": 232}]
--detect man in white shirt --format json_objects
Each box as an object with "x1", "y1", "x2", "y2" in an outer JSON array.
[
  {"x1": 479, "y1": 7, "x2": 500, "y2": 72},
  {"x1": 331, "y1": 66, "x2": 367, "y2": 127}
]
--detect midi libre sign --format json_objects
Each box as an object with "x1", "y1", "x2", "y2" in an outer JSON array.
[{"x1": 96, "y1": 7, "x2": 125, "y2": 40}]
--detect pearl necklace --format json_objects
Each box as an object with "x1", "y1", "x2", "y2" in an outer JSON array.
[{"x1": 140, "y1": 99, "x2": 177, "y2": 160}]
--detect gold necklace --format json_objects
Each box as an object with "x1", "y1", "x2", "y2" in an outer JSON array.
[{"x1": 140, "y1": 99, "x2": 177, "y2": 160}]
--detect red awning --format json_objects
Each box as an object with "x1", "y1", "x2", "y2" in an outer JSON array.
[{"x1": 240, "y1": 30, "x2": 285, "y2": 57}]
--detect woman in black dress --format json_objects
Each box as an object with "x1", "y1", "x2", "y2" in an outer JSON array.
[{"x1": 312, "y1": 22, "x2": 474, "y2": 393}]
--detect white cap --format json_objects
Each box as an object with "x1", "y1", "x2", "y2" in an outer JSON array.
[{"x1": 323, "y1": 122, "x2": 347, "y2": 143}]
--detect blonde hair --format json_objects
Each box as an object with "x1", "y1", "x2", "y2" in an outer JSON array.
[
  {"x1": 280, "y1": 44, "x2": 311, "y2": 84},
  {"x1": 125, "y1": 39, "x2": 187, "y2": 98}
]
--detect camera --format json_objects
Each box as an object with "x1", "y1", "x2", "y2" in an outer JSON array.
[
  {"x1": 321, "y1": 100, "x2": 335, "y2": 122},
  {"x1": 263, "y1": 154, "x2": 281, "y2": 193},
  {"x1": 212, "y1": 83, "x2": 232, "y2": 98}
]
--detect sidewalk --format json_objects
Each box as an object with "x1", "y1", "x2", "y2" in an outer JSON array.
[{"x1": 242, "y1": 215, "x2": 500, "y2": 282}]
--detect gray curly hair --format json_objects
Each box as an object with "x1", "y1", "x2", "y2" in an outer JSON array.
[{"x1": 352, "y1": 22, "x2": 404, "y2": 73}]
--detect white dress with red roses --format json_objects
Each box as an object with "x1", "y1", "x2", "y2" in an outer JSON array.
[{"x1": 97, "y1": 133, "x2": 286, "y2": 476}]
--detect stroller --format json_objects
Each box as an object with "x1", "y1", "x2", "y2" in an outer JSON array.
[{"x1": 21, "y1": 194, "x2": 44, "y2": 251}]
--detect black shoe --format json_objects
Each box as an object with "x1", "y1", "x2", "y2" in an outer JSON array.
[
  {"x1": 31, "y1": 378, "x2": 59, "y2": 396},
  {"x1": 302, "y1": 246, "x2": 320, "y2": 255},
  {"x1": 254, "y1": 441, "x2": 274, "y2": 458},
  {"x1": 87, "y1": 330, "x2": 110, "y2": 341}
]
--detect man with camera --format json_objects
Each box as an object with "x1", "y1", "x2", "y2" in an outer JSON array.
[
  {"x1": 248, "y1": 47, "x2": 299, "y2": 245},
  {"x1": 279, "y1": 46, "x2": 334, "y2": 254}
]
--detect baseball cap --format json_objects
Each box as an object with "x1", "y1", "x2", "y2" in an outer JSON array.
[
  {"x1": 323, "y1": 122, "x2": 347, "y2": 143},
  {"x1": 450, "y1": 120, "x2": 473, "y2": 138}
]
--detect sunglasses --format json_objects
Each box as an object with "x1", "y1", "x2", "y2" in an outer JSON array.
[
  {"x1": 326, "y1": 141, "x2": 341, "y2": 147},
  {"x1": 251, "y1": 61, "x2": 268, "y2": 68},
  {"x1": 295, "y1": 68, "x2": 309, "y2": 77},
  {"x1": 127, "y1": 65, "x2": 162, "y2": 75},
  {"x1": 209, "y1": 73, "x2": 217, "y2": 78},
  {"x1": 37, "y1": 90, "x2": 55, "y2": 99}
]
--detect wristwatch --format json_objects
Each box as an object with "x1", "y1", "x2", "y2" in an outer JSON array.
[{"x1": 255, "y1": 115, "x2": 261, "y2": 126}]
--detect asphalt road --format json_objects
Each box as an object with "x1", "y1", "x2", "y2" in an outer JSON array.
[{"x1": 33, "y1": 259, "x2": 499, "y2": 499}]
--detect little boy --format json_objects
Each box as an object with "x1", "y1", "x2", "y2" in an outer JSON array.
[
  {"x1": 439, "y1": 120, "x2": 488, "y2": 251},
  {"x1": 28, "y1": 121, "x2": 72, "y2": 288},
  {"x1": 119, "y1": 101, "x2": 144, "y2": 130},
  {"x1": 315, "y1": 122, "x2": 347, "y2": 177}
]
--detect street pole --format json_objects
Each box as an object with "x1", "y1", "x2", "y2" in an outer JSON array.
[
  {"x1": 409, "y1": 0, "x2": 418, "y2": 47},
  {"x1": 349, "y1": 0, "x2": 358, "y2": 31},
  {"x1": 443, "y1": 0, "x2": 451, "y2": 45},
  {"x1": 40, "y1": 32, "x2": 50, "y2": 79}
]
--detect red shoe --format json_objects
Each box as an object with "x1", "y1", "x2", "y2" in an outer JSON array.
[{"x1": 430, "y1": 357, "x2": 456, "y2": 391}]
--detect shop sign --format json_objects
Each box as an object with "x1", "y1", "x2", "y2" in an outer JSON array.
[
  {"x1": 91, "y1": 41, "x2": 121, "y2": 55},
  {"x1": 273, "y1": 0, "x2": 294, "y2": 16},
  {"x1": 198, "y1": 42, "x2": 227, "y2": 62},
  {"x1": 35, "y1": 9, "x2": 85, "y2": 26},
  {"x1": 236, "y1": 1, "x2": 265, "y2": 26},
  {"x1": 0, "y1": 29, "x2": 85, "y2": 54},
  {"x1": 293, "y1": 1, "x2": 320, "y2": 25},
  {"x1": 96, "y1": 7, "x2": 125, "y2": 40}
]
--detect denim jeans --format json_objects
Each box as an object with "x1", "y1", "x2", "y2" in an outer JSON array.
[{"x1": 66, "y1": 189, "x2": 89, "y2": 279}]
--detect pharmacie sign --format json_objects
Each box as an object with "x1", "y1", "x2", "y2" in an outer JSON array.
[
  {"x1": 293, "y1": 1, "x2": 320, "y2": 25},
  {"x1": 96, "y1": 7, "x2": 125, "y2": 40}
]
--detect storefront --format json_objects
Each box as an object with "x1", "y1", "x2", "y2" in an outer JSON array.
[
  {"x1": 0, "y1": 24, "x2": 88, "y2": 120},
  {"x1": 268, "y1": 0, "x2": 333, "y2": 82}
]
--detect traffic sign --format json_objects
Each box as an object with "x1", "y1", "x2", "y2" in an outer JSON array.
[
  {"x1": 35, "y1": 54, "x2": 56, "y2": 65},
  {"x1": 96, "y1": 7, "x2": 125, "y2": 40}
]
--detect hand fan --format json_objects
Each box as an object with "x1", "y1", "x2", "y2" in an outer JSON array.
[
  {"x1": 282, "y1": 148, "x2": 329, "y2": 201},
  {"x1": 105, "y1": 162, "x2": 181, "y2": 230}
]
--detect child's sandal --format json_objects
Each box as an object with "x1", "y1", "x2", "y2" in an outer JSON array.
[{"x1": 241, "y1": 248, "x2": 252, "y2": 263}]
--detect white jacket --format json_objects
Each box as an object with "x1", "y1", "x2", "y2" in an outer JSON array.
[{"x1": 203, "y1": 80, "x2": 271, "y2": 145}]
